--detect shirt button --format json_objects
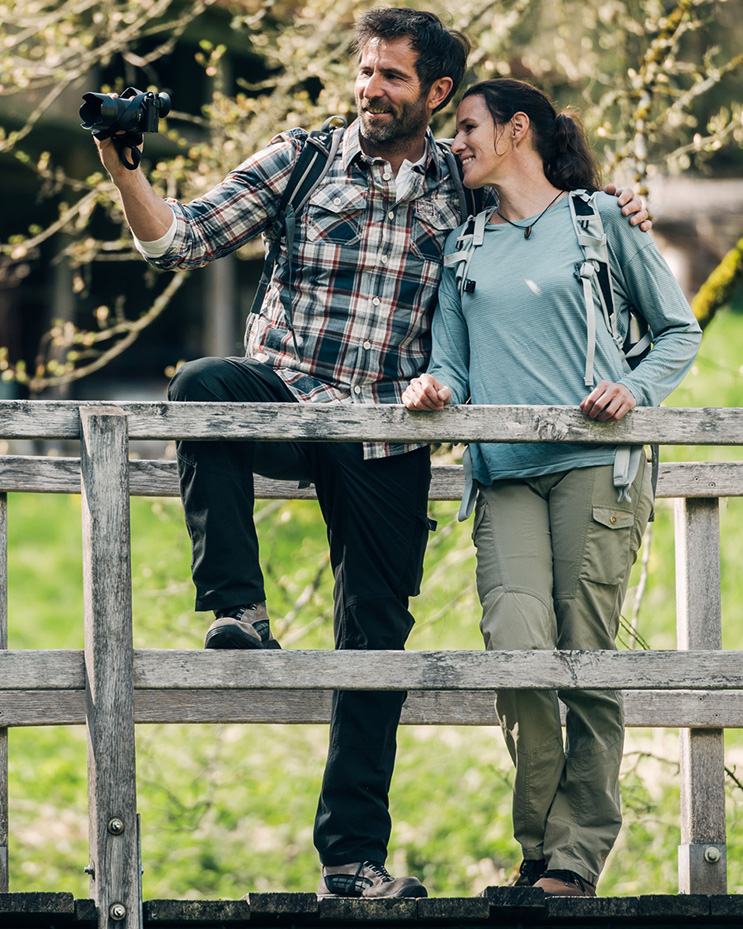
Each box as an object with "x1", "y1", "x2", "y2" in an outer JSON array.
[
  {"x1": 382, "y1": 171, "x2": 391, "y2": 181},
  {"x1": 388, "y1": 211, "x2": 395, "y2": 220},
  {"x1": 611, "y1": 516, "x2": 617, "y2": 524},
  {"x1": 381, "y1": 255, "x2": 388, "y2": 264},
  {"x1": 354, "y1": 386, "x2": 361, "y2": 395},
  {"x1": 372, "y1": 297, "x2": 380, "y2": 306},
  {"x1": 363, "y1": 340, "x2": 371, "y2": 350},
  {"x1": 333, "y1": 197, "x2": 342, "y2": 206}
]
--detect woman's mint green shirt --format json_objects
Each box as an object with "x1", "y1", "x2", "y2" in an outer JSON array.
[{"x1": 427, "y1": 192, "x2": 702, "y2": 484}]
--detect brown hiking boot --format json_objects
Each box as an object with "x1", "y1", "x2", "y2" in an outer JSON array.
[
  {"x1": 318, "y1": 861, "x2": 427, "y2": 898},
  {"x1": 509, "y1": 858, "x2": 547, "y2": 886},
  {"x1": 204, "y1": 603, "x2": 281, "y2": 650},
  {"x1": 533, "y1": 869, "x2": 596, "y2": 897}
]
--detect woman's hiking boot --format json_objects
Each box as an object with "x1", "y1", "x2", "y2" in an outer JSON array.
[{"x1": 533, "y1": 869, "x2": 596, "y2": 897}]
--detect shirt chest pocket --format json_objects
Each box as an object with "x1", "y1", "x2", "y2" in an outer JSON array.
[
  {"x1": 305, "y1": 184, "x2": 367, "y2": 247},
  {"x1": 410, "y1": 197, "x2": 461, "y2": 262}
]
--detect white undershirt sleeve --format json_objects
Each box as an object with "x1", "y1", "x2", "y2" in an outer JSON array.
[{"x1": 133, "y1": 213, "x2": 177, "y2": 258}]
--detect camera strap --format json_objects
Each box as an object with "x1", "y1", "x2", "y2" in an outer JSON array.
[
  {"x1": 112, "y1": 131, "x2": 144, "y2": 170},
  {"x1": 92, "y1": 126, "x2": 144, "y2": 170}
]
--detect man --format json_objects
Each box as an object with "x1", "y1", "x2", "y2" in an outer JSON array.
[{"x1": 95, "y1": 8, "x2": 648, "y2": 898}]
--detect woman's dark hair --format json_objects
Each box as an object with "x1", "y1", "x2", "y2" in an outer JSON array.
[
  {"x1": 354, "y1": 8, "x2": 470, "y2": 114},
  {"x1": 462, "y1": 78, "x2": 603, "y2": 191}
]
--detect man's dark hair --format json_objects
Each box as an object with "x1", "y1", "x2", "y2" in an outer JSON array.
[{"x1": 353, "y1": 8, "x2": 470, "y2": 113}]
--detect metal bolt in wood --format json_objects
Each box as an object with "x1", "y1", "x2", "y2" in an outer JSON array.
[{"x1": 109, "y1": 903, "x2": 127, "y2": 921}]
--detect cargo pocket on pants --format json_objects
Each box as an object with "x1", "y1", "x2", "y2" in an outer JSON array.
[
  {"x1": 580, "y1": 506, "x2": 636, "y2": 586},
  {"x1": 399, "y1": 514, "x2": 436, "y2": 598}
]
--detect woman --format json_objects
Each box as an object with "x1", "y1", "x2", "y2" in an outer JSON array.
[{"x1": 403, "y1": 79, "x2": 701, "y2": 896}]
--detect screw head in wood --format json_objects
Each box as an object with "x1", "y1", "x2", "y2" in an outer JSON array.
[
  {"x1": 107, "y1": 817, "x2": 125, "y2": 835},
  {"x1": 109, "y1": 903, "x2": 127, "y2": 920}
]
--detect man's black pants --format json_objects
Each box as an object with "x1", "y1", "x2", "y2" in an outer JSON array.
[{"x1": 168, "y1": 356, "x2": 432, "y2": 865}]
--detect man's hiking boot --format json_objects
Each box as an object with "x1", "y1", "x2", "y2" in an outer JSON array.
[
  {"x1": 533, "y1": 869, "x2": 596, "y2": 897},
  {"x1": 318, "y1": 861, "x2": 427, "y2": 898},
  {"x1": 509, "y1": 858, "x2": 547, "y2": 887},
  {"x1": 204, "y1": 603, "x2": 281, "y2": 650}
]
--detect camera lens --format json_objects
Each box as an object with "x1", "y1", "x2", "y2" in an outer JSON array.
[{"x1": 79, "y1": 93, "x2": 126, "y2": 131}]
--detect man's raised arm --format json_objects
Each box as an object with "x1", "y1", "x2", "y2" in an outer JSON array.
[{"x1": 95, "y1": 131, "x2": 175, "y2": 243}]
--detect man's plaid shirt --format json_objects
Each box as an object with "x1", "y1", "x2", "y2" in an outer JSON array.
[{"x1": 146, "y1": 120, "x2": 476, "y2": 458}]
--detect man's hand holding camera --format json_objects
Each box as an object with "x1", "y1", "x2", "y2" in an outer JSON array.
[{"x1": 80, "y1": 87, "x2": 170, "y2": 172}]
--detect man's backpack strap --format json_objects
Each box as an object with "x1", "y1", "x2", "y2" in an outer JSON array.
[{"x1": 246, "y1": 119, "x2": 347, "y2": 353}]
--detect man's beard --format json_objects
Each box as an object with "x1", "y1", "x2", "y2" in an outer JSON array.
[{"x1": 356, "y1": 93, "x2": 430, "y2": 150}]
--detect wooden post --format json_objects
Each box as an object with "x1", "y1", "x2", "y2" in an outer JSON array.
[
  {"x1": 80, "y1": 409, "x2": 141, "y2": 929},
  {"x1": 0, "y1": 492, "x2": 8, "y2": 892},
  {"x1": 675, "y1": 497, "x2": 727, "y2": 893}
]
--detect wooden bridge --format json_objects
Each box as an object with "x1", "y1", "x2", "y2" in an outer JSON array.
[{"x1": 0, "y1": 400, "x2": 742, "y2": 928}]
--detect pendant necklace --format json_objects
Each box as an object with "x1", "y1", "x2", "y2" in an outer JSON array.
[{"x1": 496, "y1": 190, "x2": 564, "y2": 239}]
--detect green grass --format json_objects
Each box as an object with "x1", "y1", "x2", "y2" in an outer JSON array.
[{"x1": 5, "y1": 306, "x2": 743, "y2": 899}]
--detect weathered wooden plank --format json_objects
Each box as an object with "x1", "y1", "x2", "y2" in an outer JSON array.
[
  {"x1": 144, "y1": 898, "x2": 251, "y2": 924},
  {"x1": 3, "y1": 688, "x2": 743, "y2": 729},
  {"x1": 0, "y1": 455, "x2": 318, "y2": 500},
  {"x1": 416, "y1": 897, "x2": 491, "y2": 922},
  {"x1": 1, "y1": 400, "x2": 743, "y2": 446},
  {"x1": 0, "y1": 492, "x2": 7, "y2": 893},
  {"x1": 131, "y1": 649, "x2": 743, "y2": 691},
  {"x1": 676, "y1": 498, "x2": 727, "y2": 894},
  {"x1": 676, "y1": 499, "x2": 722, "y2": 652},
  {"x1": 3, "y1": 456, "x2": 743, "y2": 500},
  {"x1": 318, "y1": 896, "x2": 418, "y2": 922},
  {"x1": 657, "y1": 461, "x2": 743, "y2": 499},
  {"x1": 80, "y1": 408, "x2": 141, "y2": 929},
  {"x1": 0, "y1": 891, "x2": 77, "y2": 915},
  {"x1": 0, "y1": 650, "x2": 86, "y2": 689},
  {"x1": 3, "y1": 647, "x2": 743, "y2": 693},
  {"x1": 429, "y1": 460, "x2": 743, "y2": 501}
]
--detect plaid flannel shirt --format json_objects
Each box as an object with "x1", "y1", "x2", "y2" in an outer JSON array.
[{"x1": 146, "y1": 120, "x2": 477, "y2": 458}]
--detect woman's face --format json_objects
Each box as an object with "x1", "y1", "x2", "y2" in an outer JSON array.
[{"x1": 452, "y1": 94, "x2": 510, "y2": 189}]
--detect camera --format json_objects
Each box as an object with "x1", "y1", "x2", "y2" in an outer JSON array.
[
  {"x1": 80, "y1": 86, "x2": 171, "y2": 137},
  {"x1": 80, "y1": 86, "x2": 170, "y2": 169}
]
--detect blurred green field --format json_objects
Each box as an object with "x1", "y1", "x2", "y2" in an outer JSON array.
[{"x1": 5, "y1": 306, "x2": 743, "y2": 899}]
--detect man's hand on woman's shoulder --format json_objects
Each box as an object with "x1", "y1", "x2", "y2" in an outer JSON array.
[{"x1": 603, "y1": 184, "x2": 651, "y2": 231}]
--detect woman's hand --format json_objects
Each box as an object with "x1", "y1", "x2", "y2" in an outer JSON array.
[
  {"x1": 580, "y1": 380, "x2": 637, "y2": 422},
  {"x1": 402, "y1": 374, "x2": 452, "y2": 411}
]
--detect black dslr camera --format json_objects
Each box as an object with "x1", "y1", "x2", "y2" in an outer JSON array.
[{"x1": 80, "y1": 86, "x2": 171, "y2": 170}]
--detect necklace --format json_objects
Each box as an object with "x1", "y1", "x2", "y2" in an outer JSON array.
[{"x1": 496, "y1": 190, "x2": 564, "y2": 239}]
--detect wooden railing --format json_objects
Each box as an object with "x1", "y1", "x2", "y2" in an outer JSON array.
[{"x1": 1, "y1": 399, "x2": 742, "y2": 928}]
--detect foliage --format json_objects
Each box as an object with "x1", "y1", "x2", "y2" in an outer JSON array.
[
  {"x1": 692, "y1": 235, "x2": 743, "y2": 330},
  {"x1": 0, "y1": 0, "x2": 742, "y2": 390},
  {"x1": 6, "y1": 304, "x2": 743, "y2": 898}
]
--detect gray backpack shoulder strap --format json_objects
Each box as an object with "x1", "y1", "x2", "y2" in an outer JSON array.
[
  {"x1": 443, "y1": 208, "x2": 490, "y2": 299},
  {"x1": 567, "y1": 189, "x2": 657, "y2": 508}
]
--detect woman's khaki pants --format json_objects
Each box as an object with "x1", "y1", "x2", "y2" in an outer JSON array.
[{"x1": 473, "y1": 459, "x2": 653, "y2": 884}]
